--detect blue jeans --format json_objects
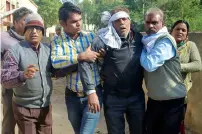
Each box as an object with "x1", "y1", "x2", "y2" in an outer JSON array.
[
  {"x1": 103, "y1": 90, "x2": 145, "y2": 134},
  {"x1": 65, "y1": 87, "x2": 102, "y2": 134}
]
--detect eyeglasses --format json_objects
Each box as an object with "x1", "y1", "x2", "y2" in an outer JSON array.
[{"x1": 26, "y1": 26, "x2": 42, "y2": 33}]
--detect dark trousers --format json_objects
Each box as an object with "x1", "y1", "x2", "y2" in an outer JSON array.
[
  {"x1": 144, "y1": 97, "x2": 185, "y2": 134},
  {"x1": 2, "y1": 89, "x2": 16, "y2": 134},
  {"x1": 12, "y1": 102, "x2": 52, "y2": 134},
  {"x1": 103, "y1": 91, "x2": 145, "y2": 134}
]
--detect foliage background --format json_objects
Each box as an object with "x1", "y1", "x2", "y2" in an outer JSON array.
[{"x1": 34, "y1": 0, "x2": 202, "y2": 32}]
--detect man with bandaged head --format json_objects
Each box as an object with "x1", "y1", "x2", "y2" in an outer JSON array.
[{"x1": 79, "y1": 7, "x2": 145, "y2": 134}]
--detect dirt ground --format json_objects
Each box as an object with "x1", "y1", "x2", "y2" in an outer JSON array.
[
  {"x1": 52, "y1": 78, "x2": 198, "y2": 134},
  {"x1": 0, "y1": 78, "x2": 198, "y2": 134},
  {"x1": 52, "y1": 78, "x2": 108, "y2": 134}
]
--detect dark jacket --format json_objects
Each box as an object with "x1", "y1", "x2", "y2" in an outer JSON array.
[{"x1": 79, "y1": 29, "x2": 144, "y2": 96}]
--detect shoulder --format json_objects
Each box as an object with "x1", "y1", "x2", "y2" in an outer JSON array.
[
  {"x1": 92, "y1": 36, "x2": 104, "y2": 45},
  {"x1": 81, "y1": 31, "x2": 95, "y2": 39},
  {"x1": 9, "y1": 41, "x2": 27, "y2": 52},
  {"x1": 133, "y1": 31, "x2": 143, "y2": 39},
  {"x1": 7, "y1": 41, "x2": 26, "y2": 60},
  {"x1": 187, "y1": 41, "x2": 197, "y2": 46},
  {"x1": 41, "y1": 42, "x2": 51, "y2": 50},
  {"x1": 187, "y1": 41, "x2": 199, "y2": 50},
  {"x1": 0, "y1": 31, "x2": 9, "y2": 38},
  {"x1": 91, "y1": 36, "x2": 105, "y2": 51},
  {"x1": 133, "y1": 31, "x2": 143, "y2": 46},
  {"x1": 156, "y1": 33, "x2": 177, "y2": 48}
]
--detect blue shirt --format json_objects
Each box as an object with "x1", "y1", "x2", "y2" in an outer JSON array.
[{"x1": 140, "y1": 38, "x2": 176, "y2": 72}]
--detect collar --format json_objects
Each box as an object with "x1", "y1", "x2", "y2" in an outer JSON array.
[
  {"x1": 8, "y1": 27, "x2": 24, "y2": 41},
  {"x1": 29, "y1": 42, "x2": 41, "y2": 52},
  {"x1": 63, "y1": 31, "x2": 84, "y2": 40}
]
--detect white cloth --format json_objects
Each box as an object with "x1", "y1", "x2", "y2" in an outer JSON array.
[
  {"x1": 97, "y1": 11, "x2": 130, "y2": 49},
  {"x1": 141, "y1": 26, "x2": 169, "y2": 53}
]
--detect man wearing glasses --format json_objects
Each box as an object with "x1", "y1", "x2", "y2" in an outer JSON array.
[{"x1": 1, "y1": 13, "x2": 53, "y2": 134}]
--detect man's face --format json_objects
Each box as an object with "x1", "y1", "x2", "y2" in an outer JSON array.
[
  {"x1": 112, "y1": 17, "x2": 131, "y2": 38},
  {"x1": 14, "y1": 15, "x2": 28, "y2": 35},
  {"x1": 144, "y1": 13, "x2": 163, "y2": 35},
  {"x1": 62, "y1": 12, "x2": 82, "y2": 36},
  {"x1": 24, "y1": 26, "x2": 43, "y2": 46}
]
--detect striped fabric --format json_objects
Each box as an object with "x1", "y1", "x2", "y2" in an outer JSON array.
[{"x1": 51, "y1": 31, "x2": 100, "y2": 92}]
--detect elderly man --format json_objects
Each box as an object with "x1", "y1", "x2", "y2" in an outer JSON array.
[
  {"x1": 0, "y1": 7, "x2": 32, "y2": 134},
  {"x1": 140, "y1": 8, "x2": 186, "y2": 134},
  {"x1": 79, "y1": 7, "x2": 145, "y2": 134},
  {"x1": 1, "y1": 13, "x2": 53, "y2": 134}
]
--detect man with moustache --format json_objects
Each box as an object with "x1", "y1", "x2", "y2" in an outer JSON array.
[
  {"x1": 79, "y1": 7, "x2": 145, "y2": 134},
  {"x1": 140, "y1": 8, "x2": 186, "y2": 134},
  {"x1": 0, "y1": 7, "x2": 32, "y2": 134},
  {"x1": 1, "y1": 13, "x2": 53, "y2": 134},
  {"x1": 51, "y1": 2, "x2": 102, "y2": 134}
]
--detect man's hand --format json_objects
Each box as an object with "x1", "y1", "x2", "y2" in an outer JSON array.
[
  {"x1": 88, "y1": 92, "x2": 100, "y2": 113},
  {"x1": 99, "y1": 49, "x2": 106, "y2": 58},
  {"x1": 78, "y1": 45, "x2": 100, "y2": 62},
  {"x1": 24, "y1": 65, "x2": 39, "y2": 79},
  {"x1": 98, "y1": 48, "x2": 106, "y2": 60}
]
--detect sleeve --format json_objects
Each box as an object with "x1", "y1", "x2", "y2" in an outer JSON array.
[
  {"x1": 1, "y1": 50, "x2": 26, "y2": 88},
  {"x1": 51, "y1": 64, "x2": 78, "y2": 78},
  {"x1": 181, "y1": 42, "x2": 202, "y2": 72},
  {"x1": 140, "y1": 38, "x2": 176, "y2": 72},
  {"x1": 51, "y1": 39, "x2": 78, "y2": 69},
  {"x1": 79, "y1": 37, "x2": 105, "y2": 93}
]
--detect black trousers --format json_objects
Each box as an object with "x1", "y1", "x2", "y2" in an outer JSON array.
[{"x1": 144, "y1": 97, "x2": 185, "y2": 134}]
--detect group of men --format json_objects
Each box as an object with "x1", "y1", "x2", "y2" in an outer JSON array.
[{"x1": 1, "y1": 1, "x2": 186, "y2": 134}]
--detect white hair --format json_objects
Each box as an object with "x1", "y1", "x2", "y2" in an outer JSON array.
[{"x1": 145, "y1": 8, "x2": 164, "y2": 22}]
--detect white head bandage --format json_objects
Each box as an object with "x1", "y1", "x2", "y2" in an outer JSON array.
[
  {"x1": 98, "y1": 11, "x2": 130, "y2": 49},
  {"x1": 101, "y1": 11, "x2": 130, "y2": 25},
  {"x1": 109, "y1": 11, "x2": 130, "y2": 22}
]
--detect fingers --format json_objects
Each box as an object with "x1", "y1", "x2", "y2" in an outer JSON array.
[
  {"x1": 88, "y1": 93, "x2": 100, "y2": 113},
  {"x1": 27, "y1": 64, "x2": 39, "y2": 72},
  {"x1": 95, "y1": 52, "x2": 100, "y2": 57},
  {"x1": 89, "y1": 103, "x2": 100, "y2": 113},
  {"x1": 99, "y1": 49, "x2": 106, "y2": 56},
  {"x1": 24, "y1": 65, "x2": 39, "y2": 79},
  {"x1": 87, "y1": 45, "x2": 91, "y2": 51}
]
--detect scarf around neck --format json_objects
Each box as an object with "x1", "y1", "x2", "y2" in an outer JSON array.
[
  {"x1": 142, "y1": 26, "x2": 168, "y2": 53},
  {"x1": 97, "y1": 11, "x2": 130, "y2": 49},
  {"x1": 8, "y1": 27, "x2": 24, "y2": 41}
]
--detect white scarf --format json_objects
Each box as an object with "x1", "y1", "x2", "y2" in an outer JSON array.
[
  {"x1": 142, "y1": 26, "x2": 168, "y2": 53},
  {"x1": 97, "y1": 11, "x2": 130, "y2": 49}
]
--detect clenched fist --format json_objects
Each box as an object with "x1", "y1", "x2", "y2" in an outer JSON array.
[{"x1": 24, "y1": 64, "x2": 39, "y2": 79}]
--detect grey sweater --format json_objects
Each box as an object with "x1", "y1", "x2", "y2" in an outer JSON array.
[
  {"x1": 144, "y1": 34, "x2": 187, "y2": 100},
  {"x1": 178, "y1": 41, "x2": 202, "y2": 91},
  {"x1": 9, "y1": 41, "x2": 53, "y2": 108}
]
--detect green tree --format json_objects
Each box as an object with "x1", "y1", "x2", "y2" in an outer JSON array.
[
  {"x1": 160, "y1": 0, "x2": 202, "y2": 31},
  {"x1": 79, "y1": 0, "x2": 126, "y2": 31},
  {"x1": 78, "y1": 0, "x2": 202, "y2": 32},
  {"x1": 34, "y1": 0, "x2": 62, "y2": 29}
]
